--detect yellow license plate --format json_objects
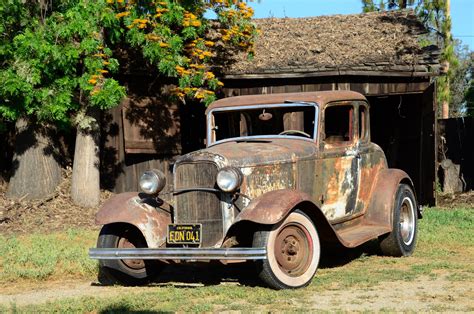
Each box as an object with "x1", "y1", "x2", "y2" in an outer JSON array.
[{"x1": 167, "y1": 224, "x2": 202, "y2": 244}]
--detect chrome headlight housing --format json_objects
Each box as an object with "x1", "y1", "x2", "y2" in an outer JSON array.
[
  {"x1": 216, "y1": 167, "x2": 243, "y2": 192},
  {"x1": 139, "y1": 169, "x2": 166, "y2": 195}
]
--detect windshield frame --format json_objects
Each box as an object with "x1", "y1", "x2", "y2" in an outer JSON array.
[{"x1": 206, "y1": 102, "x2": 320, "y2": 147}]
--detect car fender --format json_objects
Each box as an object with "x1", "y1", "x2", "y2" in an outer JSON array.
[
  {"x1": 234, "y1": 189, "x2": 313, "y2": 225},
  {"x1": 95, "y1": 192, "x2": 172, "y2": 248},
  {"x1": 365, "y1": 168, "x2": 418, "y2": 229},
  {"x1": 231, "y1": 189, "x2": 340, "y2": 245}
]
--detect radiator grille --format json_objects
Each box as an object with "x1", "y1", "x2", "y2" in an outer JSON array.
[{"x1": 174, "y1": 162, "x2": 223, "y2": 247}]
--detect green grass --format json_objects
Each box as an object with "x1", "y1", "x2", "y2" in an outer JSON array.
[
  {"x1": 0, "y1": 229, "x2": 97, "y2": 283},
  {"x1": 0, "y1": 207, "x2": 472, "y2": 312}
]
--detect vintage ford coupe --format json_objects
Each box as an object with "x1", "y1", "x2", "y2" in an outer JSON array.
[{"x1": 90, "y1": 91, "x2": 420, "y2": 289}]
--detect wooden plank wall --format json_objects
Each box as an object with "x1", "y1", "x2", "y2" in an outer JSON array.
[{"x1": 101, "y1": 101, "x2": 177, "y2": 200}]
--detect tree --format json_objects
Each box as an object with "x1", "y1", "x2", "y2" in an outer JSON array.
[
  {"x1": 361, "y1": 0, "x2": 457, "y2": 119},
  {"x1": 449, "y1": 41, "x2": 473, "y2": 117},
  {"x1": 362, "y1": 0, "x2": 416, "y2": 11},
  {"x1": 465, "y1": 53, "x2": 474, "y2": 117},
  {"x1": 0, "y1": 0, "x2": 257, "y2": 206}
]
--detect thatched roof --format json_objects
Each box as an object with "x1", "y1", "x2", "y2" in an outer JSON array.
[{"x1": 225, "y1": 10, "x2": 441, "y2": 78}]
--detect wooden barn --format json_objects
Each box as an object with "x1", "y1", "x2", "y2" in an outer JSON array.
[{"x1": 102, "y1": 10, "x2": 441, "y2": 206}]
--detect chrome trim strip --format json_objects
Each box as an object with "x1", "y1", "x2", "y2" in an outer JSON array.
[
  {"x1": 89, "y1": 247, "x2": 267, "y2": 260},
  {"x1": 207, "y1": 102, "x2": 320, "y2": 146}
]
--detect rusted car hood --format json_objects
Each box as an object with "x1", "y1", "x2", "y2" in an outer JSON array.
[{"x1": 190, "y1": 138, "x2": 317, "y2": 167}]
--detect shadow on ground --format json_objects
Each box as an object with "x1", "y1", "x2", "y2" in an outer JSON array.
[{"x1": 95, "y1": 240, "x2": 381, "y2": 290}]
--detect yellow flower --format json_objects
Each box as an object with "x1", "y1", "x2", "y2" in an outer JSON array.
[
  {"x1": 205, "y1": 72, "x2": 215, "y2": 79},
  {"x1": 237, "y1": 2, "x2": 246, "y2": 10},
  {"x1": 138, "y1": 23, "x2": 147, "y2": 29},
  {"x1": 159, "y1": 42, "x2": 169, "y2": 48},
  {"x1": 88, "y1": 79, "x2": 97, "y2": 85},
  {"x1": 115, "y1": 11, "x2": 130, "y2": 18},
  {"x1": 99, "y1": 69, "x2": 109, "y2": 74},
  {"x1": 103, "y1": 61, "x2": 110, "y2": 65},
  {"x1": 217, "y1": 81, "x2": 224, "y2": 86},
  {"x1": 106, "y1": 0, "x2": 114, "y2": 3},
  {"x1": 191, "y1": 20, "x2": 201, "y2": 27}
]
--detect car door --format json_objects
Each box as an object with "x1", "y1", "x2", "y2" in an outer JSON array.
[{"x1": 317, "y1": 101, "x2": 360, "y2": 222}]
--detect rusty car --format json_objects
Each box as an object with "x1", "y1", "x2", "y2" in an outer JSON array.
[{"x1": 89, "y1": 91, "x2": 421, "y2": 289}]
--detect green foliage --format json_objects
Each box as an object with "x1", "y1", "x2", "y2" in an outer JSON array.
[
  {"x1": 362, "y1": 0, "x2": 417, "y2": 12},
  {"x1": 0, "y1": 0, "x2": 257, "y2": 131}
]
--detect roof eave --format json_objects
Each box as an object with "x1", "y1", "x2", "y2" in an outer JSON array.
[{"x1": 223, "y1": 69, "x2": 439, "y2": 80}]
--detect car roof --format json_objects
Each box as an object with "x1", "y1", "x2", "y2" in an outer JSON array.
[{"x1": 205, "y1": 90, "x2": 367, "y2": 114}]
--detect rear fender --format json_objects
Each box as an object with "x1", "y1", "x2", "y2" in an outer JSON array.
[
  {"x1": 366, "y1": 169, "x2": 418, "y2": 229},
  {"x1": 95, "y1": 192, "x2": 172, "y2": 248}
]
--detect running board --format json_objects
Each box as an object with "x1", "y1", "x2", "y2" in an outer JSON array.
[{"x1": 89, "y1": 247, "x2": 267, "y2": 261}]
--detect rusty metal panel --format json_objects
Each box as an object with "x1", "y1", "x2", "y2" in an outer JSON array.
[
  {"x1": 95, "y1": 192, "x2": 172, "y2": 248},
  {"x1": 234, "y1": 189, "x2": 312, "y2": 225}
]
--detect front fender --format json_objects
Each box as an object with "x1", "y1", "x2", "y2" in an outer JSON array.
[
  {"x1": 96, "y1": 192, "x2": 172, "y2": 248},
  {"x1": 234, "y1": 189, "x2": 313, "y2": 225},
  {"x1": 366, "y1": 168, "x2": 417, "y2": 228}
]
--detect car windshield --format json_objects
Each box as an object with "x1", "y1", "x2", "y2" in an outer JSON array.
[{"x1": 208, "y1": 103, "x2": 317, "y2": 145}]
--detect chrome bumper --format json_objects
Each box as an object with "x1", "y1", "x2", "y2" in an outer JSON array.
[{"x1": 89, "y1": 247, "x2": 267, "y2": 261}]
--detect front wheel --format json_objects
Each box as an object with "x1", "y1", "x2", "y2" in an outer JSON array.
[
  {"x1": 97, "y1": 224, "x2": 163, "y2": 286},
  {"x1": 379, "y1": 184, "x2": 418, "y2": 257},
  {"x1": 253, "y1": 210, "x2": 321, "y2": 289}
]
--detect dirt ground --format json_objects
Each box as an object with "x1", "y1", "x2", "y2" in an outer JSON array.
[
  {"x1": 0, "y1": 270, "x2": 472, "y2": 311},
  {"x1": 0, "y1": 169, "x2": 110, "y2": 235}
]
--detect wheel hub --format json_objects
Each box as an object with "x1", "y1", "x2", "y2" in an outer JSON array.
[
  {"x1": 118, "y1": 237, "x2": 145, "y2": 270},
  {"x1": 275, "y1": 224, "x2": 312, "y2": 277}
]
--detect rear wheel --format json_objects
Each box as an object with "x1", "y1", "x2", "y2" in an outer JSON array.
[
  {"x1": 97, "y1": 224, "x2": 163, "y2": 286},
  {"x1": 379, "y1": 184, "x2": 418, "y2": 256},
  {"x1": 253, "y1": 210, "x2": 320, "y2": 289}
]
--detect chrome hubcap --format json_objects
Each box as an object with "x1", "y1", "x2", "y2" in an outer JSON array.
[{"x1": 399, "y1": 196, "x2": 415, "y2": 245}]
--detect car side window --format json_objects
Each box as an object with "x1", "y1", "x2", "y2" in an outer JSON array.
[
  {"x1": 323, "y1": 104, "x2": 354, "y2": 146},
  {"x1": 358, "y1": 103, "x2": 369, "y2": 142}
]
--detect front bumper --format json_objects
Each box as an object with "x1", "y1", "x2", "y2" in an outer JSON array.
[{"x1": 89, "y1": 247, "x2": 267, "y2": 261}]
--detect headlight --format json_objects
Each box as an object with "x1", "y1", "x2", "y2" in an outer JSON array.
[
  {"x1": 139, "y1": 169, "x2": 166, "y2": 195},
  {"x1": 216, "y1": 167, "x2": 243, "y2": 192}
]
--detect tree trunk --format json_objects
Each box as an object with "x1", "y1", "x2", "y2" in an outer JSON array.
[
  {"x1": 442, "y1": 0, "x2": 451, "y2": 119},
  {"x1": 71, "y1": 119, "x2": 101, "y2": 208},
  {"x1": 6, "y1": 117, "x2": 62, "y2": 200}
]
